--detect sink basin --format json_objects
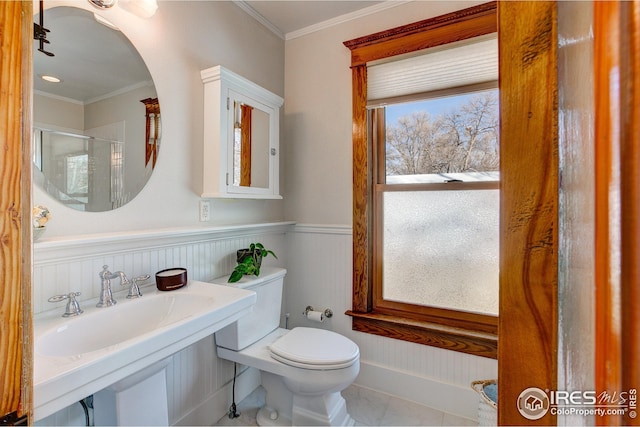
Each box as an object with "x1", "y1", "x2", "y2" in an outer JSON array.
[
  {"x1": 37, "y1": 293, "x2": 215, "y2": 357},
  {"x1": 34, "y1": 280, "x2": 256, "y2": 421}
]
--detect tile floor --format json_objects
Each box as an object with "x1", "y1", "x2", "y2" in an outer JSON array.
[{"x1": 215, "y1": 384, "x2": 478, "y2": 426}]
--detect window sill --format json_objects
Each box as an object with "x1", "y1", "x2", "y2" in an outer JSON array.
[{"x1": 346, "y1": 310, "x2": 497, "y2": 359}]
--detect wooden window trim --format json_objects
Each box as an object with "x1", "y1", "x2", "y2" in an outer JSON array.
[{"x1": 344, "y1": 2, "x2": 498, "y2": 358}]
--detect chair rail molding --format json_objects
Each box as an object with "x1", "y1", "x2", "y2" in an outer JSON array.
[{"x1": 33, "y1": 222, "x2": 295, "y2": 265}]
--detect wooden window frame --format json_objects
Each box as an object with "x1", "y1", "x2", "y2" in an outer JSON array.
[{"x1": 344, "y1": 2, "x2": 498, "y2": 359}]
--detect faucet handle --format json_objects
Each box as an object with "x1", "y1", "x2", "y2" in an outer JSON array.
[
  {"x1": 100, "y1": 265, "x2": 111, "y2": 277},
  {"x1": 124, "y1": 275, "x2": 150, "y2": 299},
  {"x1": 48, "y1": 292, "x2": 84, "y2": 317}
]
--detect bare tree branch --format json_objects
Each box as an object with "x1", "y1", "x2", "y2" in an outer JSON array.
[{"x1": 385, "y1": 92, "x2": 499, "y2": 176}]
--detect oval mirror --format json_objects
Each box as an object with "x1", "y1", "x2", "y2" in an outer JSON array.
[{"x1": 33, "y1": 6, "x2": 160, "y2": 212}]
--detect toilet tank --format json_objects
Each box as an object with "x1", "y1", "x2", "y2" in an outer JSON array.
[{"x1": 212, "y1": 267, "x2": 286, "y2": 350}]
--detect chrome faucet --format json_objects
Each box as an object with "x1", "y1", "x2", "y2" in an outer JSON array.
[
  {"x1": 97, "y1": 265, "x2": 130, "y2": 307},
  {"x1": 48, "y1": 292, "x2": 83, "y2": 317},
  {"x1": 124, "y1": 274, "x2": 150, "y2": 299}
]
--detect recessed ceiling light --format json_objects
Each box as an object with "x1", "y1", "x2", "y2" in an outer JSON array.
[{"x1": 40, "y1": 75, "x2": 61, "y2": 83}]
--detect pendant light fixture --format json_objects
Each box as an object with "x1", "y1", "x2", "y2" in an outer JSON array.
[{"x1": 33, "y1": 0, "x2": 54, "y2": 57}]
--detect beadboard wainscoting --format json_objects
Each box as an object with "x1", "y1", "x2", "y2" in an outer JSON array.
[
  {"x1": 33, "y1": 222, "x2": 496, "y2": 425},
  {"x1": 285, "y1": 224, "x2": 498, "y2": 421},
  {"x1": 33, "y1": 222, "x2": 292, "y2": 426}
]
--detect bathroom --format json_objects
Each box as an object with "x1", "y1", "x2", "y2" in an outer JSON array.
[
  {"x1": 28, "y1": 1, "x2": 499, "y2": 424},
  {"x1": 2, "y1": 0, "x2": 634, "y2": 426}
]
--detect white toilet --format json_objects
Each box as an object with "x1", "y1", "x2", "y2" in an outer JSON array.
[{"x1": 213, "y1": 267, "x2": 360, "y2": 426}]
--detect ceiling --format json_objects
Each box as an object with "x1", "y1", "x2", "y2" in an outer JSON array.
[
  {"x1": 33, "y1": 1, "x2": 386, "y2": 104},
  {"x1": 241, "y1": 1, "x2": 383, "y2": 36}
]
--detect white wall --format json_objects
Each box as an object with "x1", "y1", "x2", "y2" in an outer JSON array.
[
  {"x1": 33, "y1": 0, "x2": 285, "y2": 238},
  {"x1": 34, "y1": 93, "x2": 84, "y2": 131}
]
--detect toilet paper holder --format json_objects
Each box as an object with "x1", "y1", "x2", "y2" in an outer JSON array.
[{"x1": 304, "y1": 305, "x2": 333, "y2": 319}]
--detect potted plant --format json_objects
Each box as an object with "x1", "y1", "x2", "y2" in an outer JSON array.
[{"x1": 228, "y1": 242, "x2": 277, "y2": 283}]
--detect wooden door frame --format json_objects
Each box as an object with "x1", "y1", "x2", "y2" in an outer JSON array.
[
  {"x1": 0, "y1": 1, "x2": 33, "y2": 423},
  {"x1": 594, "y1": 1, "x2": 640, "y2": 425},
  {"x1": 497, "y1": 2, "x2": 558, "y2": 425},
  {"x1": 499, "y1": 1, "x2": 640, "y2": 425}
]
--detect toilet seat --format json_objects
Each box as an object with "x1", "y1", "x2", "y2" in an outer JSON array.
[{"x1": 269, "y1": 327, "x2": 359, "y2": 370}]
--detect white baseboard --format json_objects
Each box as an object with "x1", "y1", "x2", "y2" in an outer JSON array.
[
  {"x1": 173, "y1": 367, "x2": 261, "y2": 426},
  {"x1": 174, "y1": 361, "x2": 480, "y2": 424},
  {"x1": 355, "y1": 361, "x2": 479, "y2": 421}
]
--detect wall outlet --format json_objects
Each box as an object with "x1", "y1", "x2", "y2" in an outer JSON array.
[{"x1": 199, "y1": 200, "x2": 211, "y2": 222}]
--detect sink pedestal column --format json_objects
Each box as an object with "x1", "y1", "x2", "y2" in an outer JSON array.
[{"x1": 94, "y1": 357, "x2": 171, "y2": 426}]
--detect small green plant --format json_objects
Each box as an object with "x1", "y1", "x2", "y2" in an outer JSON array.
[{"x1": 228, "y1": 242, "x2": 277, "y2": 283}]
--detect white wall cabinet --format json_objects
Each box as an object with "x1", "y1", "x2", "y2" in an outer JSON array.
[{"x1": 200, "y1": 66, "x2": 283, "y2": 199}]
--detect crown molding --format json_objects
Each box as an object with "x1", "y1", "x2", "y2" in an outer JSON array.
[
  {"x1": 286, "y1": 1, "x2": 412, "y2": 41},
  {"x1": 233, "y1": 1, "x2": 412, "y2": 41},
  {"x1": 233, "y1": 0, "x2": 285, "y2": 39}
]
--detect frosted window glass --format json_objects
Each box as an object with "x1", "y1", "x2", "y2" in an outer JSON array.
[{"x1": 382, "y1": 189, "x2": 499, "y2": 315}]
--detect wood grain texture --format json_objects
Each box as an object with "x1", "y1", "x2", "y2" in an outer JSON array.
[
  {"x1": 594, "y1": 1, "x2": 640, "y2": 425},
  {"x1": 498, "y1": 2, "x2": 558, "y2": 425},
  {"x1": 351, "y1": 64, "x2": 371, "y2": 313},
  {"x1": 20, "y1": 0, "x2": 34, "y2": 421},
  {"x1": 240, "y1": 104, "x2": 252, "y2": 186},
  {"x1": 344, "y1": 2, "x2": 497, "y2": 66},
  {"x1": 348, "y1": 311, "x2": 497, "y2": 358},
  {"x1": 594, "y1": 4, "x2": 623, "y2": 426},
  {"x1": 0, "y1": 0, "x2": 32, "y2": 420}
]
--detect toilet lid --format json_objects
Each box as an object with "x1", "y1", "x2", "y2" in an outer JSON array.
[{"x1": 269, "y1": 327, "x2": 359, "y2": 370}]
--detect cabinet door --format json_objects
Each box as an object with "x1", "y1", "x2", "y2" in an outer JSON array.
[{"x1": 226, "y1": 89, "x2": 279, "y2": 198}]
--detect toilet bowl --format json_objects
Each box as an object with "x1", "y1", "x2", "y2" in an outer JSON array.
[
  {"x1": 212, "y1": 268, "x2": 360, "y2": 426},
  {"x1": 218, "y1": 327, "x2": 359, "y2": 426}
]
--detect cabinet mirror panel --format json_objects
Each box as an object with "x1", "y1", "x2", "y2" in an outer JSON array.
[
  {"x1": 232, "y1": 99, "x2": 270, "y2": 190},
  {"x1": 33, "y1": 6, "x2": 159, "y2": 212}
]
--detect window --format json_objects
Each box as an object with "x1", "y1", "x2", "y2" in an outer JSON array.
[
  {"x1": 344, "y1": 2, "x2": 498, "y2": 358},
  {"x1": 375, "y1": 90, "x2": 499, "y2": 315}
]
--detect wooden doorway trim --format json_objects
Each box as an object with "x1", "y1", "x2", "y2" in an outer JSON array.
[
  {"x1": 0, "y1": 1, "x2": 33, "y2": 423},
  {"x1": 497, "y1": 2, "x2": 558, "y2": 425},
  {"x1": 619, "y1": 1, "x2": 640, "y2": 416},
  {"x1": 594, "y1": 1, "x2": 640, "y2": 425}
]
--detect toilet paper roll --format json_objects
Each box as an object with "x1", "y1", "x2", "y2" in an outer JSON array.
[{"x1": 306, "y1": 310, "x2": 325, "y2": 323}]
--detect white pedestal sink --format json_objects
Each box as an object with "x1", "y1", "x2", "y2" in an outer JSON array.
[{"x1": 34, "y1": 280, "x2": 256, "y2": 422}]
